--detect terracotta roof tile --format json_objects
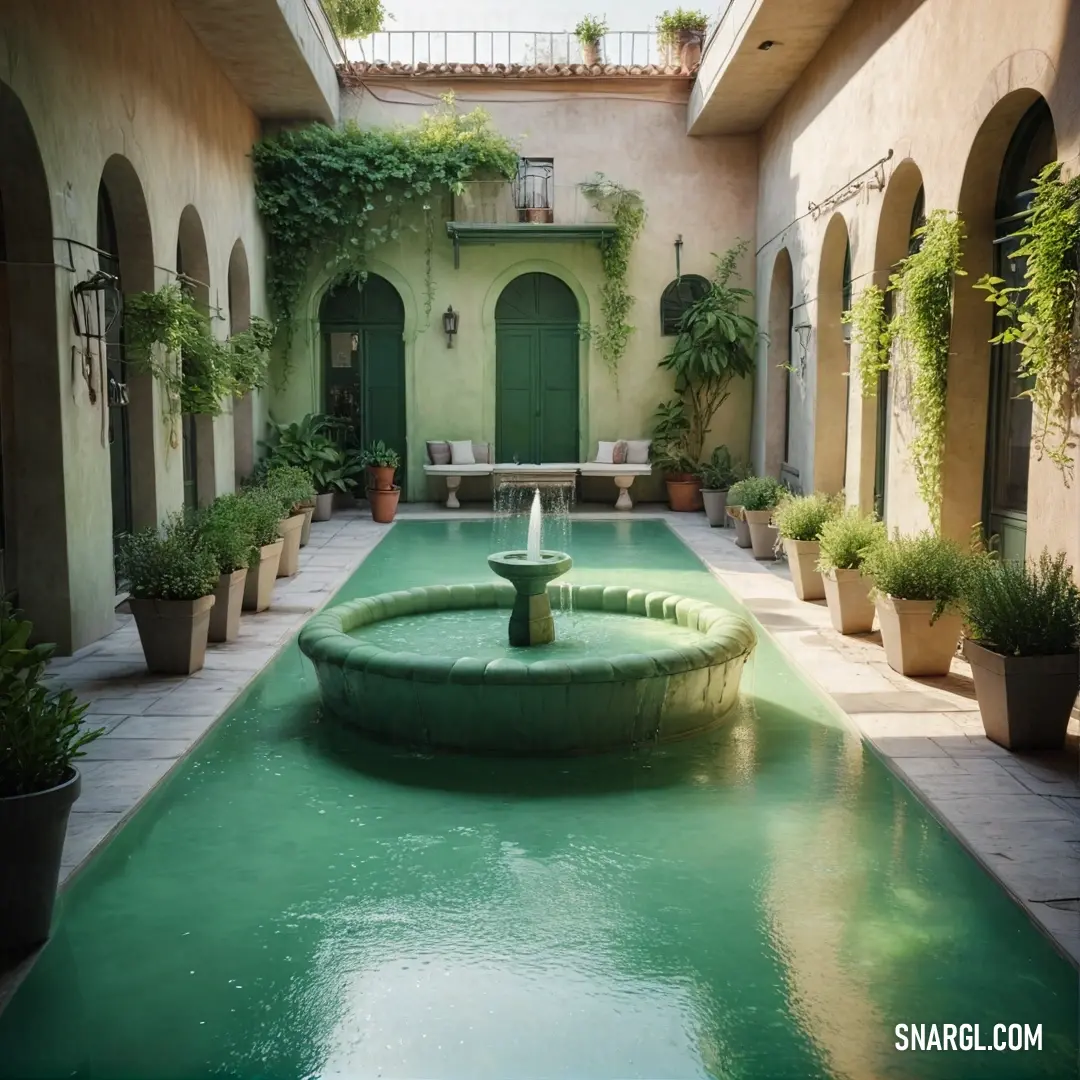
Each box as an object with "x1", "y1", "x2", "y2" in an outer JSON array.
[{"x1": 337, "y1": 60, "x2": 696, "y2": 84}]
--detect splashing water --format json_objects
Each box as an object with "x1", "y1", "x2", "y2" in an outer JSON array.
[
  {"x1": 491, "y1": 479, "x2": 574, "y2": 555},
  {"x1": 526, "y1": 488, "x2": 542, "y2": 562}
]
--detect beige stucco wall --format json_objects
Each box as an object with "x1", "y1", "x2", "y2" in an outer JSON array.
[
  {"x1": 273, "y1": 80, "x2": 759, "y2": 503},
  {"x1": 749, "y1": 0, "x2": 1080, "y2": 568},
  {"x1": 0, "y1": 0, "x2": 270, "y2": 651}
]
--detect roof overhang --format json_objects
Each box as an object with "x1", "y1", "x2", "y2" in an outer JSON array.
[{"x1": 446, "y1": 222, "x2": 618, "y2": 268}]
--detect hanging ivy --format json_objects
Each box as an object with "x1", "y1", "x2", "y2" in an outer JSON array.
[
  {"x1": 842, "y1": 283, "x2": 892, "y2": 398},
  {"x1": 228, "y1": 316, "x2": 276, "y2": 397},
  {"x1": 579, "y1": 174, "x2": 646, "y2": 375},
  {"x1": 975, "y1": 161, "x2": 1080, "y2": 474},
  {"x1": 888, "y1": 209, "x2": 966, "y2": 530},
  {"x1": 251, "y1": 93, "x2": 519, "y2": 343}
]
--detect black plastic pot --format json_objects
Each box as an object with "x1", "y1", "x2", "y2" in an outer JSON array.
[{"x1": 0, "y1": 768, "x2": 80, "y2": 960}]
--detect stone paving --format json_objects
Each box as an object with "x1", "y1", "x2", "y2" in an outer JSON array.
[{"x1": 47, "y1": 503, "x2": 1080, "y2": 968}]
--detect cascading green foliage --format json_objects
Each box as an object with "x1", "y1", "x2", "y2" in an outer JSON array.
[
  {"x1": 975, "y1": 162, "x2": 1080, "y2": 474},
  {"x1": 322, "y1": 0, "x2": 386, "y2": 38},
  {"x1": 579, "y1": 174, "x2": 646, "y2": 375},
  {"x1": 842, "y1": 283, "x2": 892, "y2": 398},
  {"x1": 251, "y1": 94, "x2": 520, "y2": 341},
  {"x1": 227, "y1": 316, "x2": 276, "y2": 397},
  {"x1": 888, "y1": 209, "x2": 965, "y2": 530}
]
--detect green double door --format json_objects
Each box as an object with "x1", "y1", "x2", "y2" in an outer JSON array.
[
  {"x1": 496, "y1": 273, "x2": 579, "y2": 463},
  {"x1": 320, "y1": 275, "x2": 407, "y2": 490}
]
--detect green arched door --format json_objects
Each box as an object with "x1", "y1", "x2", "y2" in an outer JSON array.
[
  {"x1": 496, "y1": 273, "x2": 580, "y2": 463},
  {"x1": 320, "y1": 275, "x2": 407, "y2": 490}
]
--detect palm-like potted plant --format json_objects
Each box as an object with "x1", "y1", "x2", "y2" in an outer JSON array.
[
  {"x1": 862, "y1": 531, "x2": 970, "y2": 677},
  {"x1": 0, "y1": 604, "x2": 102, "y2": 958},
  {"x1": 657, "y1": 8, "x2": 707, "y2": 70},
  {"x1": 772, "y1": 492, "x2": 840, "y2": 600},
  {"x1": 699, "y1": 445, "x2": 745, "y2": 526},
  {"x1": 360, "y1": 441, "x2": 402, "y2": 523},
  {"x1": 727, "y1": 476, "x2": 784, "y2": 559},
  {"x1": 574, "y1": 14, "x2": 608, "y2": 66},
  {"x1": 816, "y1": 508, "x2": 886, "y2": 634},
  {"x1": 262, "y1": 465, "x2": 317, "y2": 578},
  {"x1": 119, "y1": 514, "x2": 220, "y2": 675},
  {"x1": 199, "y1": 494, "x2": 255, "y2": 644},
  {"x1": 240, "y1": 487, "x2": 286, "y2": 613},
  {"x1": 962, "y1": 549, "x2": 1080, "y2": 750}
]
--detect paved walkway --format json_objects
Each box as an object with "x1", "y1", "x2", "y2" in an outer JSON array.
[{"x1": 48, "y1": 505, "x2": 1080, "y2": 968}]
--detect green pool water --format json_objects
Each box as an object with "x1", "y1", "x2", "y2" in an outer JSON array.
[{"x1": 0, "y1": 521, "x2": 1075, "y2": 1080}]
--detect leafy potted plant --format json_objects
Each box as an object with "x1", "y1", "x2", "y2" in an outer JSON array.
[
  {"x1": 773, "y1": 492, "x2": 840, "y2": 600},
  {"x1": 724, "y1": 478, "x2": 752, "y2": 548},
  {"x1": 311, "y1": 447, "x2": 363, "y2": 523},
  {"x1": 260, "y1": 414, "x2": 341, "y2": 538},
  {"x1": 262, "y1": 465, "x2": 316, "y2": 578},
  {"x1": 699, "y1": 445, "x2": 744, "y2": 527},
  {"x1": 199, "y1": 494, "x2": 255, "y2": 644},
  {"x1": 816, "y1": 508, "x2": 886, "y2": 634},
  {"x1": 657, "y1": 8, "x2": 707, "y2": 70},
  {"x1": 360, "y1": 441, "x2": 402, "y2": 523},
  {"x1": 862, "y1": 531, "x2": 970, "y2": 677},
  {"x1": 574, "y1": 14, "x2": 608, "y2": 66},
  {"x1": 650, "y1": 399, "x2": 702, "y2": 511},
  {"x1": 0, "y1": 604, "x2": 102, "y2": 958},
  {"x1": 730, "y1": 476, "x2": 784, "y2": 560},
  {"x1": 240, "y1": 487, "x2": 286, "y2": 613},
  {"x1": 119, "y1": 514, "x2": 220, "y2": 675},
  {"x1": 962, "y1": 549, "x2": 1080, "y2": 751}
]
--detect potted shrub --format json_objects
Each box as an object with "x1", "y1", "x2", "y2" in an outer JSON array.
[
  {"x1": 651, "y1": 400, "x2": 702, "y2": 511},
  {"x1": 699, "y1": 445, "x2": 745, "y2": 527},
  {"x1": 199, "y1": 494, "x2": 255, "y2": 644},
  {"x1": 657, "y1": 8, "x2": 707, "y2": 70},
  {"x1": 311, "y1": 446, "x2": 363, "y2": 523},
  {"x1": 259, "y1": 413, "x2": 342, "y2": 536},
  {"x1": 360, "y1": 441, "x2": 402, "y2": 523},
  {"x1": 263, "y1": 465, "x2": 316, "y2": 578},
  {"x1": 240, "y1": 488, "x2": 286, "y2": 612},
  {"x1": 816, "y1": 508, "x2": 886, "y2": 634},
  {"x1": 773, "y1": 492, "x2": 840, "y2": 600},
  {"x1": 0, "y1": 603, "x2": 102, "y2": 958},
  {"x1": 724, "y1": 479, "x2": 752, "y2": 548},
  {"x1": 862, "y1": 531, "x2": 970, "y2": 677},
  {"x1": 574, "y1": 14, "x2": 608, "y2": 66},
  {"x1": 118, "y1": 514, "x2": 220, "y2": 675},
  {"x1": 962, "y1": 550, "x2": 1080, "y2": 751},
  {"x1": 732, "y1": 476, "x2": 784, "y2": 560}
]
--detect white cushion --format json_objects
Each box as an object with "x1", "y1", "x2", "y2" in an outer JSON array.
[
  {"x1": 624, "y1": 439, "x2": 651, "y2": 465},
  {"x1": 449, "y1": 439, "x2": 476, "y2": 465},
  {"x1": 594, "y1": 440, "x2": 618, "y2": 464}
]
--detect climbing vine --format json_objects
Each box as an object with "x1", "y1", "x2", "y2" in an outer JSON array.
[
  {"x1": 579, "y1": 173, "x2": 646, "y2": 375},
  {"x1": 975, "y1": 161, "x2": 1080, "y2": 474},
  {"x1": 251, "y1": 93, "x2": 519, "y2": 346},
  {"x1": 842, "y1": 283, "x2": 892, "y2": 398},
  {"x1": 888, "y1": 209, "x2": 966, "y2": 530},
  {"x1": 228, "y1": 316, "x2": 276, "y2": 397}
]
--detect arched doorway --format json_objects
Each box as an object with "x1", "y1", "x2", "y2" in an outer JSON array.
[
  {"x1": 813, "y1": 214, "x2": 851, "y2": 494},
  {"x1": 983, "y1": 100, "x2": 1055, "y2": 560},
  {"x1": 228, "y1": 239, "x2": 254, "y2": 485},
  {"x1": 765, "y1": 248, "x2": 793, "y2": 479},
  {"x1": 320, "y1": 275, "x2": 406, "y2": 487},
  {"x1": 495, "y1": 272, "x2": 579, "y2": 463}
]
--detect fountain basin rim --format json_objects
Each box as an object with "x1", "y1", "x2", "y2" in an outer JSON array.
[
  {"x1": 488, "y1": 549, "x2": 571, "y2": 564},
  {"x1": 299, "y1": 582, "x2": 756, "y2": 685}
]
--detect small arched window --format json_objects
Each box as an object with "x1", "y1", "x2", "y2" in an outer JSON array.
[{"x1": 660, "y1": 274, "x2": 710, "y2": 336}]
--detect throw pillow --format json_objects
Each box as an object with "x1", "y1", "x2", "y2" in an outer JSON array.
[
  {"x1": 624, "y1": 439, "x2": 651, "y2": 465},
  {"x1": 595, "y1": 440, "x2": 618, "y2": 464},
  {"x1": 612, "y1": 440, "x2": 628, "y2": 465},
  {"x1": 450, "y1": 439, "x2": 476, "y2": 465},
  {"x1": 472, "y1": 442, "x2": 490, "y2": 464},
  {"x1": 427, "y1": 440, "x2": 451, "y2": 466}
]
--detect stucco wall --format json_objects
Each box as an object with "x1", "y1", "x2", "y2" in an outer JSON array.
[
  {"x1": 273, "y1": 81, "x2": 759, "y2": 503},
  {"x1": 0, "y1": 0, "x2": 269, "y2": 651},
  {"x1": 750, "y1": 0, "x2": 1080, "y2": 568}
]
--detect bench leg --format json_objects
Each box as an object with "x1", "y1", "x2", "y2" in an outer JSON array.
[
  {"x1": 445, "y1": 475, "x2": 462, "y2": 509},
  {"x1": 613, "y1": 475, "x2": 635, "y2": 511}
]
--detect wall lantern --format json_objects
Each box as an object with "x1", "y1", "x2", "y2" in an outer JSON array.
[{"x1": 443, "y1": 305, "x2": 459, "y2": 348}]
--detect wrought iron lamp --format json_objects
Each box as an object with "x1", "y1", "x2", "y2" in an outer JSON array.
[{"x1": 443, "y1": 305, "x2": 459, "y2": 348}]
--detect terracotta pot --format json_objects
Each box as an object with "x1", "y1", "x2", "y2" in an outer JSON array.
[
  {"x1": 208, "y1": 568, "x2": 247, "y2": 644},
  {"x1": 129, "y1": 595, "x2": 215, "y2": 675},
  {"x1": 677, "y1": 29, "x2": 703, "y2": 72},
  {"x1": 665, "y1": 475, "x2": 703, "y2": 512},
  {"x1": 783, "y1": 538, "x2": 825, "y2": 600},
  {"x1": 581, "y1": 40, "x2": 601, "y2": 66},
  {"x1": 744, "y1": 509, "x2": 779, "y2": 560},
  {"x1": 313, "y1": 492, "x2": 335, "y2": 521},
  {"x1": 727, "y1": 506, "x2": 751, "y2": 547},
  {"x1": 368, "y1": 485, "x2": 401, "y2": 524},
  {"x1": 963, "y1": 639, "x2": 1079, "y2": 751},
  {"x1": 277, "y1": 513, "x2": 306, "y2": 578},
  {"x1": 0, "y1": 769, "x2": 80, "y2": 959},
  {"x1": 298, "y1": 504, "x2": 315, "y2": 547},
  {"x1": 702, "y1": 488, "x2": 728, "y2": 527},
  {"x1": 523, "y1": 207, "x2": 554, "y2": 224},
  {"x1": 243, "y1": 539, "x2": 283, "y2": 613},
  {"x1": 875, "y1": 595, "x2": 963, "y2": 677},
  {"x1": 367, "y1": 465, "x2": 396, "y2": 492},
  {"x1": 823, "y1": 568, "x2": 876, "y2": 634}
]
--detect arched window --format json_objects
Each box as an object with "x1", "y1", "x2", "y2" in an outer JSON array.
[{"x1": 660, "y1": 275, "x2": 710, "y2": 336}]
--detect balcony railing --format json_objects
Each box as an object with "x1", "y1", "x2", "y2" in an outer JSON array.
[
  {"x1": 344, "y1": 30, "x2": 668, "y2": 68},
  {"x1": 452, "y1": 182, "x2": 616, "y2": 227}
]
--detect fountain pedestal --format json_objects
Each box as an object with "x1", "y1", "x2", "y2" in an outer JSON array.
[{"x1": 487, "y1": 551, "x2": 572, "y2": 646}]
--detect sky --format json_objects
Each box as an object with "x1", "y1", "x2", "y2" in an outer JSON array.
[{"x1": 378, "y1": 1, "x2": 663, "y2": 32}]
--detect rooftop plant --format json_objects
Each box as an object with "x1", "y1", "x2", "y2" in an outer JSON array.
[
  {"x1": 118, "y1": 514, "x2": 220, "y2": 603},
  {"x1": 657, "y1": 8, "x2": 708, "y2": 45},
  {"x1": 199, "y1": 495, "x2": 255, "y2": 575},
  {"x1": 963, "y1": 548, "x2": 1080, "y2": 658},
  {"x1": 322, "y1": 0, "x2": 386, "y2": 39},
  {"x1": 773, "y1": 492, "x2": 841, "y2": 542},
  {"x1": 862, "y1": 530, "x2": 971, "y2": 619},
  {"x1": 574, "y1": 15, "x2": 609, "y2": 45},
  {"x1": 726, "y1": 475, "x2": 784, "y2": 512},
  {"x1": 0, "y1": 603, "x2": 103, "y2": 798},
  {"x1": 816, "y1": 508, "x2": 887, "y2": 574}
]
